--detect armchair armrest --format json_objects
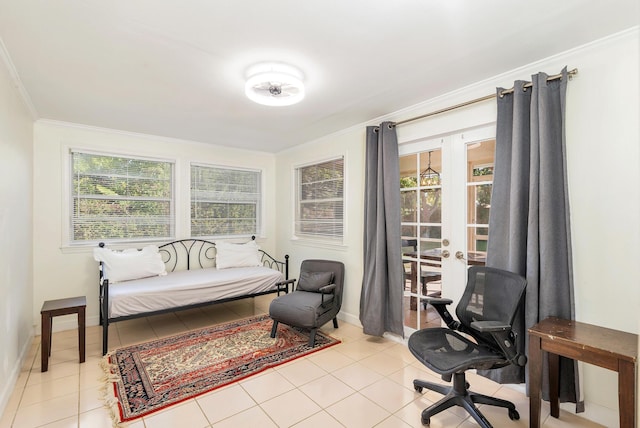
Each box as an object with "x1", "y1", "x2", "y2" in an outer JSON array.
[
  {"x1": 275, "y1": 278, "x2": 296, "y2": 295},
  {"x1": 319, "y1": 283, "x2": 336, "y2": 307},
  {"x1": 319, "y1": 284, "x2": 336, "y2": 294},
  {"x1": 470, "y1": 321, "x2": 527, "y2": 367}
]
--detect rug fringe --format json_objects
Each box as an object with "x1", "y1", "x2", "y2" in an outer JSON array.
[{"x1": 100, "y1": 352, "x2": 127, "y2": 428}]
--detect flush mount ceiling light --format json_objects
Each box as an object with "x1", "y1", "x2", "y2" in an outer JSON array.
[{"x1": 245, "y1": 63, "x2": 305, "y2": 106}]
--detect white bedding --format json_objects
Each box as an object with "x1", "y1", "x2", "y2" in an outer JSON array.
[{"x1": 108, "y1": 266, "x2": 284, "y2": 318}]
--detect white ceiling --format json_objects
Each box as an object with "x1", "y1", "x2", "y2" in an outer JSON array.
[{"x1": 0, "y1": 1, "x2": 638, "y2": 153}]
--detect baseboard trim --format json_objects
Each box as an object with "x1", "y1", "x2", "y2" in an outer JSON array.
[
  {"x1": 0, "y1": 331, "x2": 35, "y2": 421},
  {"x1": 337, "y1": 310, "x2": 361, "y2": 329}
]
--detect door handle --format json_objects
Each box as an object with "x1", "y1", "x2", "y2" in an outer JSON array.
[
  {"x1": 441, "y1": 250, "x2": 450, "y2": 258},
  {"x1": 455, "y1": 251, "x2": 466, "y2": 261}
]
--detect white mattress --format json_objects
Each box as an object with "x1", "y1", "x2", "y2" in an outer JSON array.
[{"x1": 108, "y1": 266, "x2": 284, "y2": 318}]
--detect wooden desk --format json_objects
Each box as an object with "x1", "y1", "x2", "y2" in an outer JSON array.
[{"x1": 528, "y1": 317, "x2": 638, "y2": 428}]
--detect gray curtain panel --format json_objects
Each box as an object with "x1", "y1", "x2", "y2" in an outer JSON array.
[
  {"x1": 360, "y1": 122, "x2": 404, "y2": 337},
  {"x1": 483, "y1": 67, "x2": 582, "y2": 409}
]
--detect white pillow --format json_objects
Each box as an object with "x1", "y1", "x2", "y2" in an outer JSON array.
[
  {"x1": 215, "y1": 240, "x2": 261, "y2": 269},
  {"x1": 93, "y1": 245, "x2": 167, "y2": 283}
]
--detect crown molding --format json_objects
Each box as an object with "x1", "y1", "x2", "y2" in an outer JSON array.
[{"x1": 0, "y1": 36, "x2": 38, "y2": 120}]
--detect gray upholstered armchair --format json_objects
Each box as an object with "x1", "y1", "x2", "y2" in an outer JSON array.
[{"x1": 269, "y1": 259, "x2": 345, "y2": 346}]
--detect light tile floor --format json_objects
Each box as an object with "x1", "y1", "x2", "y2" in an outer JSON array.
[{"x1": 1, "y1": 295, "x2": 605, "y2": 428}]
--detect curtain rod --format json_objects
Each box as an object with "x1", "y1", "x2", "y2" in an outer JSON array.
[{"x1": 392, "y1": 68, "x2": 578, "y2": 127}]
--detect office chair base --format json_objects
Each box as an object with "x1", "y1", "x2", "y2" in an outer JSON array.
[{"x1": 413, "y1": 373, "x2": 519, "y2": 428}]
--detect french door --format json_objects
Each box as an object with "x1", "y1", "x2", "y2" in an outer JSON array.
[{"x1": 399, "y1": 125, "x2": 496, "y2": 334}]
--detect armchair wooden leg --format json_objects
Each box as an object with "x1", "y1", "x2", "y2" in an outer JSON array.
[
  {"x1": 270, "y1": 320, "x2": 279, "y2": 338},
  {"x1": 308, "y1": 329, "x2": 317, "y2": 347}
]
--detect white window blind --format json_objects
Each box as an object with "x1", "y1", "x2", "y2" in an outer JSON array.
[
  {"x1": 70, "y1": 151, "x2": 175, "y2": 243},
  {"x1": 295, "y1": 157, "x2": 344, "y2": 239},
  {"x1": 191, "y1": 164, "x2": 261, "y2": 237}
]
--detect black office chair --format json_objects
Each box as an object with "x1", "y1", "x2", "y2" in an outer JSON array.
[{"x1": 408, "y1": 266, "x2": 527, "y2": 428}]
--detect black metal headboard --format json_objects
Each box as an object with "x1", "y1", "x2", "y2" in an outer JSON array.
[
  {"x1": 98, "y1": 236, "x2": 288, "y2": 277},
  {"x1": 158, "y1": 239, "x2": 216, "y2": 271}
]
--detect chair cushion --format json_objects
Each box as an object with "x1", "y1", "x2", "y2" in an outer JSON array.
[
  {"x1": 269, "y1": 291, "x2": 334, "y2": 328},
  {"x1": 297, "y1": 271, "x2": 334, "y2": 292}
]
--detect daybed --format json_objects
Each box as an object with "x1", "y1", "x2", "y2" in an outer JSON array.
[{"x1": 95, "y1": 237, "x2": 289, "y2": 355}]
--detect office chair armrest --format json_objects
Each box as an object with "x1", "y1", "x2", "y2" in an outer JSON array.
[
  {"x1": 423, "y1": 297, "x2": 453, "y2": 306},
  {"x1": 470, "y1": 321, "x2": 510, "y2": 332},
  {"x1": 423, "y1": 298, "x2": 459, "y2": 330},
  {"x1": 470, "y1": 321, "x2": 527, "y2": 366},
  {"x1": 319, "y1": 283, "x2": 336, "y2": 307}
]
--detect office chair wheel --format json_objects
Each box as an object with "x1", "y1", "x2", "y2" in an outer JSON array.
[
  {"x1": 508, "y1": 409, "x2": 520, "y2": 420},
  {"x1": 421, "y1": 416, "x2": 430, "y2": 426},
  {"x1": 414, "y1": 384, "x2": 423, "y2": 393}
]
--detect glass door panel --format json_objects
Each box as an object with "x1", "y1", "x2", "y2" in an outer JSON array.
[
  {"x1": 400, "y1": 147, "x2": 443, "y2": 331},
  {"x1": 465, "y1": 139, "x2": 494, "y2": 265}
]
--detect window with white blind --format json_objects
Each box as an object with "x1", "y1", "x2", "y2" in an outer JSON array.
[
  {"x1": 70, "y1": 151, "x2": 175, "y2": 243},
  {"x1": 191, "y1": 164, "x2": 261, "y2": 237},
  {"x1": 295, "y1": 157, "x2": 344, "y2": 240}
]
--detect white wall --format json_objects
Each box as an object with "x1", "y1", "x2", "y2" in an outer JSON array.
[
  {"x1": 564, "y1": 29, "x2": 640, "y2": 425},
  {"x1": 0, "y1": 49, "x2": 35, "y2": 417},
  {"x1": 275, "y1": 129, "x2": 366, "y2": 326},
  {"x1": 275, "y1": 28, "x2": 639, "y2": 426},
  {"x1": 32, "y1": 121, "x2": 279, "y2": 332}
]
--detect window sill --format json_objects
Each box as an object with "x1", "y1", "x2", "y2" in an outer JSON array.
[{"x1": 60, "y1": 239, "x2": 169, "y2": 254}]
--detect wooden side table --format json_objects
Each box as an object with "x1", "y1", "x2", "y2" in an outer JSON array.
[
  {"x1": 40, "y1": 296, "x2": 86, "y2": 372},
  {"x1": 528, "y1": 317, "x2": 638, "y2": 428}
]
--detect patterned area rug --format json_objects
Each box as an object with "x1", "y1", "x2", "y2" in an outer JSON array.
[{"x1": 101, "y1": 314, "x2": 339, "y2": 424}]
